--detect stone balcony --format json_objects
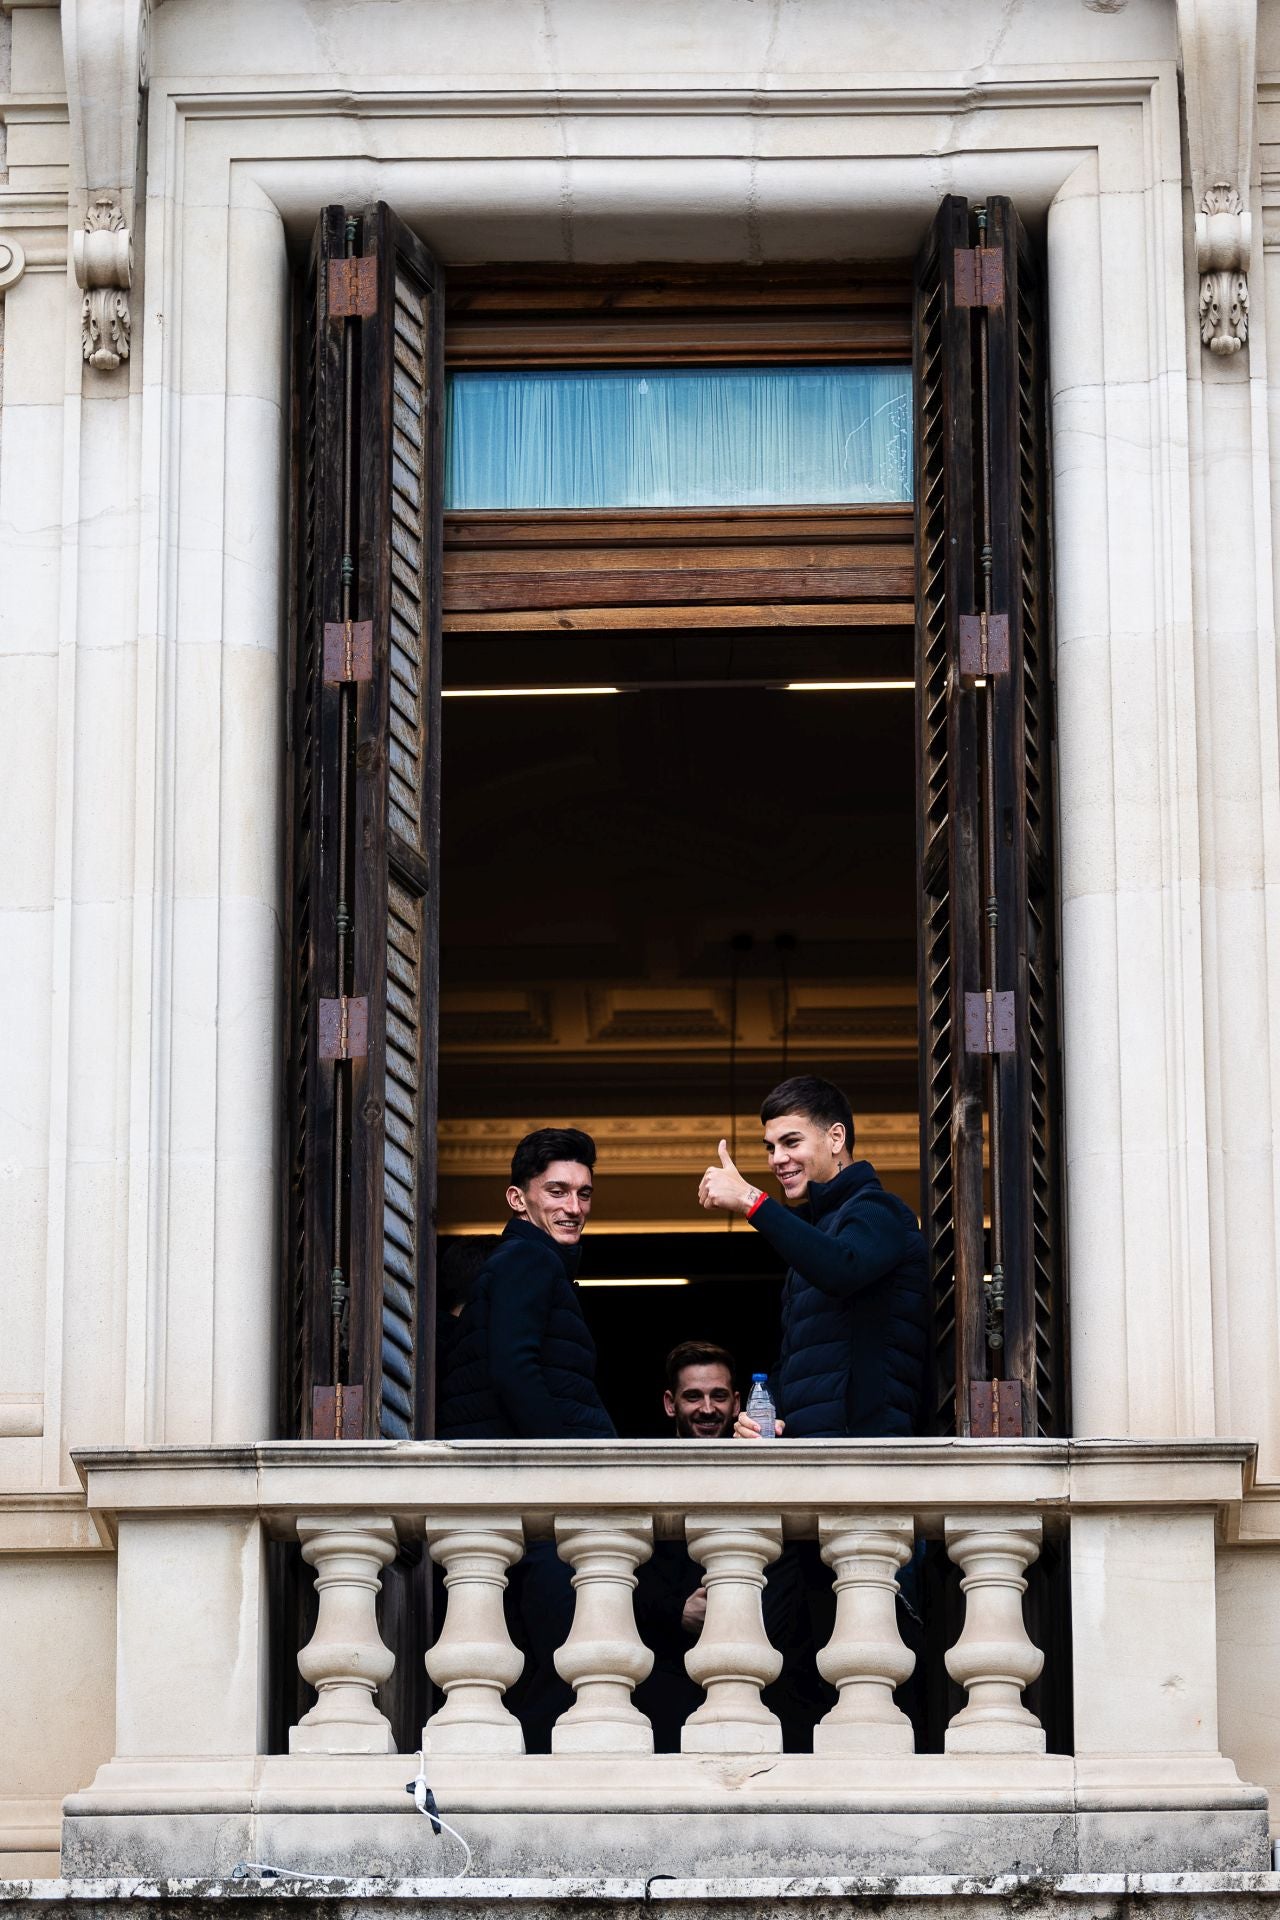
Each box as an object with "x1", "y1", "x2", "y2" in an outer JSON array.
[{"x1": 61, "y1": 1439, "x2": 1268, "y2": 1881}]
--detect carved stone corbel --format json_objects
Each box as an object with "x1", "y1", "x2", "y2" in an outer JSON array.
[
  {"x1": 62, "y1": 0, "x2": 149, "y2": 372},
  {"x1": 1197, "y1": 184, "x2": 1250, "y2": 356},
  {"x1": 1177, "y1": 0, "x2": 1257, "y2": 357},
  {"x1": 74, "y1": 193, "x2": 132, "y2": 369}
]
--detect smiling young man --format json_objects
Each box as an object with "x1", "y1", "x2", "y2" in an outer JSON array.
[
  {"x1": 697, "y1": 1075, "x2": 928, "y2": 1440},
  {"x1": 438, "y1": 1126, "x2": 615, "y2": 1441},
  {"x1": 437, "y1": 1126, "x2": 614, "y2": 1753},
  {"x1": 663, "y1": 1339, "x2": 740, "y2": 1438}
]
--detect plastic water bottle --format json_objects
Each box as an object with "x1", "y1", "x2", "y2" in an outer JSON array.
[{"x1": 745, "y1": 1373, "x2": 777, "y2": 1437}]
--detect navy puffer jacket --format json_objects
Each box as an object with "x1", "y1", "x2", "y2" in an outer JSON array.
[
  {"x1": 437, "y1": 1218, "x2": 615, "y2": 1439},
  {"x1": 751, "y1": 1160, "x2": 929, "y2": 1438}
]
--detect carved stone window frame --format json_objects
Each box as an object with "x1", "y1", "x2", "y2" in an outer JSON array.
[{"x1": 116, "y1": 68, "x2": 1213, "y2": 1456}]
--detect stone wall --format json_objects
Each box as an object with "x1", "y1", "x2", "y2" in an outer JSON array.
[{"x1": 2, "y1": 0, "x2": 1280, "y2": 1878}]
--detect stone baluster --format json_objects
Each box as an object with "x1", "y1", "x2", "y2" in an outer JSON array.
[
  {"x1": 681, "y1": 1512, "x2": 783, "y2": 1753},
  {"x1": 424, "y1": 1515, "x2": 525, "y2": 1753},
  {"x1": 944, "y1": 1513, "x2": 1045, "y2": 1752},
  {"x1": 552, "y1": 1513, "x2": 655, "y2": 1752},
  {"x1": 814, "y1": 1513, "x2": 916, "y2": 1754},
  {"x1": 290, "y1": 1513, "x2": 398, "y2": 1753}
]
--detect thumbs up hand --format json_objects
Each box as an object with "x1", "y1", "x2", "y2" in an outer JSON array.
[{"x1": 697, "y1": 1139, "x2": 764, "y2": 1217}]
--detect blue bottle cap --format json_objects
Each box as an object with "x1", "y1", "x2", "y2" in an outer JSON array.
[{"x1": 751, "y1": 1372, "x2": 768, "y2": 1382}]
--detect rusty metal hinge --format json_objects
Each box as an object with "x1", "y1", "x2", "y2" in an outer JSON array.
[
  {"x1": 958, "y1": 611, "x2": 1010, "y2": 682},
  {"x1": 319, "y1": 995, "x2": 369, "y2": 1060},
  {"x1": 323, "y1": 619, "x2": 374, "y2": 684},
  {"x1": 969, "y1": 1378, "x2": 1024, "y2": 1437},
  {"x1": 964, "y1": 988, "x2": 1016, "y2": 1053},
  {"x1": 327, "y1": 255, "x2": 378, "y2": 319},
  {"x1": 312, "y1": 1382, "x2": 365, "y2": 1439},
  {"x1": 954, "y1": 246, "x2": 1004, "y2": 308}
]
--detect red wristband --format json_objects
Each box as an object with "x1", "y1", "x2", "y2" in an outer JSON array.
[{"x1": 746, "y1": 1190, "x2": 768, "y2": 1220}]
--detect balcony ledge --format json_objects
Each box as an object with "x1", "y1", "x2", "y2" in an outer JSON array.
[
  {"x1": 60, "y1": 1437, "x2": 1269, "y2": 1884},
  {"x1": 72, "y1": 1436, "x2": 1258, "y2": 1535},
  {"x1": 5, "y1": 1875, "x2": 1280, "y2": 1920}
]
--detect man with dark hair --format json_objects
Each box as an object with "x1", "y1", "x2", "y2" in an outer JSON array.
[
  {"x1": 697, "y1": 1073, "x2": 928, "y2": 1439},
  {"x1": 438, "y1": 1126, "x2": 614, "y2": 1441},
  {"x1": 697, "y1": 1077, "x2": 929, "y2": 1747},
  {"x1": 438, "y1": 1126, "x2": 614, "y2": 1754},
  {"x1": 663, "y1": 1339, "x2": 739, "y2": 1438},
  {"x1": 633, "y1": 1341, "x2": 739, "y2": 1749}
]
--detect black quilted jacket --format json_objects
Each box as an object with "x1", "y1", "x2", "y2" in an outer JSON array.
[
  {"x1": 437, "y1": 1218, "x2": 616, "y2": 1439},
  {"x1": 751, "y1": 1160, "x2": 929, "y2": 1438}
]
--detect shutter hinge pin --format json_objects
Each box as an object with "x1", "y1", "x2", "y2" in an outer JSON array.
[
  {"x1": 959, "y1": 610, "x2": 1010, "y2": 681},
  {"x1": 968, "y1": 1376, "x2": 1024, "y2": 1437},
  {"x1": 327, "y1": 254, "x2": 378, "y2": 319},
  {"x1": 330, "y1": 1264, "x2": 347, "y2": 1312},
  {"x1": 954, "y1": 244, "x2": 1005, "y2": 308},
  {"x1": 323, "y1": 617, "x2": 373, "y2": 684},
  {"x1": 341, "y1": 555, "x2": 354, "y2": 589},
  {"x1": 964, "y1": 986, "x2": 1016, "y2": 1054},
  {"x1": 986, "y1": 893, "x2": 998, "y2": 929},
  {"x1": 319, "y1": 994, "x2": 369, "y2": 1060}
]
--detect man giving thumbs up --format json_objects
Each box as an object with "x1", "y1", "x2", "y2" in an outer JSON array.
[{"x1": 698, "y1": 1074, "x2": 928, "y2": 1441}]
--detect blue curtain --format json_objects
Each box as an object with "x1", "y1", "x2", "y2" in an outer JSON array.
[{"x1": 444, "y1": 365, "x2": 912, "y2": 509}]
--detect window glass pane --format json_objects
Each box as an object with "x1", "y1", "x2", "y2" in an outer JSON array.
[{"x1": 444, "y1": 365, "x2": 912, "y2": 509}]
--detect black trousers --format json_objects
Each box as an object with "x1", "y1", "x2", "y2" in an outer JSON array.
[{"x1": 504, "y1": 1540, "x2": 576, "y2": 1753}]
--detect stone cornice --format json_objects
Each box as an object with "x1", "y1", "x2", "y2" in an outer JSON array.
[
  {"x1": 157, "y1": 76, "x2": 1162, "y2": 118},
  {"x1": 0, "y1": 186, "x2": 69, "y2": 272}
]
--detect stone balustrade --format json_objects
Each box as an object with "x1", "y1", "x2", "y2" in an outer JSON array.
[{"x1": 61, "y1": 1439, "x2": 1269, "y2": 1882}]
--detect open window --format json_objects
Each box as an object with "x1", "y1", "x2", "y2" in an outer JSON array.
[{"x1": 280, "y1": 203, "x2": 1065, "y2": 1447}]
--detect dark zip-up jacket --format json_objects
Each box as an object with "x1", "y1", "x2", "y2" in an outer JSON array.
[
  {"x1": 749, "y1": 1160, "x2": 929, "y2": 1438},
  {"x1": 437, "y1": 1217, "x2": 616, "y2": 1439}
]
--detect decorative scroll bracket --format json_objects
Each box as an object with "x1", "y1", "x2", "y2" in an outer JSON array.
[
  {"x1": 1177, "y1": 0, "x2": 1257, "y2": 358},
  {"x1": 74, "y1": 193, "x2": 133, "y2": 370},
  {"x1": 62, "y1": 0, "x2": 150, "y2": 372},
  {"x1": 0, "y1": 238, "x2": 27, "y2": 294},
  {"x1": 1197, "y1": 183, "x2": 1250, "y2": 358}
]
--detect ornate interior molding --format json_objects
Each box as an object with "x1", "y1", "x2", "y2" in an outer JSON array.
[
  {"x1": 62, "y1": 0, "x2": 149, "y2": 370},
  {"x1": 440, "y1": 983, "x2": 917, "y2": 1060},
  {"x1": 1177, "y1": 0, "x2": 1257, "y2": 356},
  {"x1": 437, "y1": 1111, "x2": 921, "y2": 1179}
]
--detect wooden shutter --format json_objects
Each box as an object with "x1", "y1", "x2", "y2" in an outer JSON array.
[
  {"x1": 283, "y1": 204, "x2": 444, "y2": 1440},
  {"x1": 913, "y1": 197, "x2": 1066, "y2": 1437}
]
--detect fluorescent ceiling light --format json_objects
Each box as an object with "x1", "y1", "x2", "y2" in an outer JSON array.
[
  {"x1": 577, "y1": 1277, "x2": 691, "y2": 1289},
  {"x1": 443, "y1": 685, "x2": 619, "y2": 699},
  {"x1": 784, "y1": 679, "x2": 915, "y2": 692}
]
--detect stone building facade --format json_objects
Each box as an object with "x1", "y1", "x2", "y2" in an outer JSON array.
[{"x1": 4, "y1": 0, "x2": 1280, "y2": 1906}]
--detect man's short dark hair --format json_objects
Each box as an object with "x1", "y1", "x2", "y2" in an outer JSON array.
[
  {"x1": 759, "y1": 1075, "x2": 855, "y2": 1154},
  {"x1": 510, "y1": 1126, "x2": 597, "y2": 1189},
  {"x1": 665, "y1": 1341, "x2": 737, "y2": 1395}
]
